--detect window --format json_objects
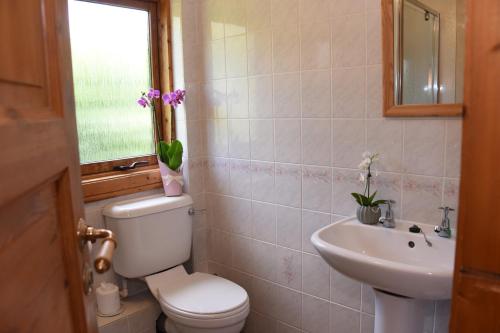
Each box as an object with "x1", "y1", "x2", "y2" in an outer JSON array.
[{"x1": 68, "y1": 0, "x2": 171, "y2": 201}]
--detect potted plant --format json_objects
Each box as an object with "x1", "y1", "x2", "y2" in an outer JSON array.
[
  {"x1": 137, "y1": 88, "x2": 186, "y2": 196},
  {"x1": 351, "y1": 152, "x2": 386, "y2": 224}
]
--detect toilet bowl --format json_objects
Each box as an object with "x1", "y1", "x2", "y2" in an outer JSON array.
[
  {"x1": 103, "y1": 194, "x2": 249, "y2": 333},
  {"x1": 146, "y1": 266, "x2": 249, "y2": 333}
]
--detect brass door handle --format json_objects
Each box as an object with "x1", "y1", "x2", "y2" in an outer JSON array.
[{"x1": 77, "y1": 219, "x2": 117, "y2": 273}]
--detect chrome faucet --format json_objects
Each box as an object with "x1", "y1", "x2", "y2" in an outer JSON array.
[
  {"x1": 435, "y1": 207, "x2": 454, "y2": 238},
  {"x1": 379, "y1": 200, "x2": 396, "y2": 228}
]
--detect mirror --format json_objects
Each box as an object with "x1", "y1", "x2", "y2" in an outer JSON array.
[{"x1": 382, "y1": 0, "x2": 465, "y2": 117}]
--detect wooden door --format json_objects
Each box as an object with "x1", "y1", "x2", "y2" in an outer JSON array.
[
  {"x1": 0, "y1": 0, "x2": 97, "y2": 332},
  {"x1": 450, "y1": 0, "x2": 500, "y2": 331}
]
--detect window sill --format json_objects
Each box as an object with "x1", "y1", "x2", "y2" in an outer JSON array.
[{"x1": 81, "y1": 166, "x2": 162, "y2": 203}]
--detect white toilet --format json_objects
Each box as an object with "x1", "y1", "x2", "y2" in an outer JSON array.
[{"x1": 103, "y1": 194, "x2": 249, "y2": 333}]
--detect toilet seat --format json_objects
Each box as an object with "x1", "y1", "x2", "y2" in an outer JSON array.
[
  {"x1": 158, "y1": 272, "x2": 249, "y2": 328},
  {"x1": 145, "y1": 266, "x2": 249, "y2": 330}
]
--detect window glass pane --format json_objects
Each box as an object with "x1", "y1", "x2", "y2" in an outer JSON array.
[{"x1": 69, "y1": 0, "x2": 155, "y2": 164}]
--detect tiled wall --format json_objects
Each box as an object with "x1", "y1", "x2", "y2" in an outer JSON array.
[
  {"x1": 83, "y1": 0, "x2": 462, "y2": 332},
  {"x1": 95, "y1": 0, "x2": 461, "y2": 332}
]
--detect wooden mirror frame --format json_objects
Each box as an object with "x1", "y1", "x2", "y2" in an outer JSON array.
[{"x1": 381, "y1": 0, "x2": 464, "y2": 117}]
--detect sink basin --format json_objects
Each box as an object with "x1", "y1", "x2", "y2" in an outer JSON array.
[
  {"x1": 311, "y1": 216, "x2": 456, "y2": 333},
  {"x1": 311, "y1": 216, "x2": 455, "y2": 299}
]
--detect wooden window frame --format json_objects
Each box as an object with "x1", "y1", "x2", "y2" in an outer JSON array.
[{"x1": 74, "y1": 0, "x2": 174, "y2": 202}]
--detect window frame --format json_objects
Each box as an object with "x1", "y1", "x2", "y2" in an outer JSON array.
[{"x1": 73, "y1": 0, "x2": 174, "y2": 202}]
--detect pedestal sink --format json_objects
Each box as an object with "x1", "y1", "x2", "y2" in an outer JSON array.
[{"x1": 311, "y1": 217, "x2": 455, "y2": 333}]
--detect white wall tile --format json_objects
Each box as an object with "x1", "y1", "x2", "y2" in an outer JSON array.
[
  {"x1": 224, "y1": 0, "x2": 246, "y2": 37},
  {"x1": 246, "y1": 0, "x2": 271, "y2": 31},
  {"x1": 275, "y1": 163, "x2": 302, "y2": 208},
  {"x1": 403, "y1": 120, "x2": 446, "y2": 177},
  {"x1": 252, "y1": 240, "x2": 278, "y2": 281},
  {"x1": 332, "y1": 119, "x2": 366, "y2": 168},
  {"x1": 367, "y1": 119, "x2": 403, "y2": 172},
  {"x1": 361, "y1": 314, "x2": 375, "y2": 333},
  {"x1": 445, "y1": 119, "x2": 462, "y2": 178},
  {"x1": 302, "y1": 294, "x2": 330, "y2": 333},
  {"x1": 250, "y1": 119, "x2": 275, "y2": 161},
  {"x1": 204, "y1": 39, "x2": 226, "y2": 79},
  {"x1": 228, "y1": 119, "x2": 250, "y2": 158},
  {"x1": 302, "y1": 119, "x2": 332, "y2": 166},
  {"x1": 302, "y1": 210, "x2": 331, "y2": 254},
  {"x1": 272, "y1": 26, "x2": 300, "y2": 73},
  {"x1": 302, "y1": 166, "x2": 332, "y2": 213},
  {"x1": 230, "y1": 159, "x2": 252, "y2": 199},
  {"x1": 277, "y1": 206, "x2": 302, "y2": 250},
  {"x1": 202, "y1": 79, "x2": 227, "y2": 118},
  {"x1": 175, "y1": 1, "x2": 462, "y2": 330},
  {"x1": 301, "y1": 70, "x2": 332, "y2": 118},
  {"x1": 332, "y1": 168, "x2": 362, "y2": 216},
  {"x1": 251, "y1": 201, "x2": 276, "y2": 243},
  {"x1": 273, "y1": 73, "x2": 301, "y2": 118},
  {"x1": 330, "y1": 303, "x2": 360, "y2": 333},
  {"x1": 251, "y1": 161, "x2": 275, "y2": 203},
  {"x1": 302, "y1": 253, "x2": 330, "y2": 299},
  {"x1": 331, "y1": 269, "x2": 361, "y2": 309},
  {"x1": 366, "y1": 65, "x2": 383, "y2": 118},
  {"x1": 275, "y1": 285, "x2": 302, "y2": 327},
  {"x1": 249, "y1": 75, "x2": 273, "y2": 118},
  {"x1": 271, "y1": 0, "x2": 299, "y2": 28},
  {"x1": 333, "y1": 67, "x2": 366, "y2": 118},
  {"x1": 276, "y1": 246, "x2": 302, "y2": 290},
  {"x1": 332, "y1": 14, "x2": 366, "y2": 67},
  {"x1": 300, "y1": 21, "x2": 331, "y2": 70},
  {"x1": 225, "y1": 35, "x2": 248, "y2": 77},
  {"x1": 206, "y1": 119, "x2": 229, "y2": 157},
  {"x1": 366, "y1": 8, "x2": 382, "y2": 65},
  {"x1": 331, "y1": 0, "x2": 365, "y2": 16},
  {"x1": 248, "y1": 30, "x2": 273, "y2": 75},
  {"x1": 402, "y1": 175, "x2": 443, "y2": 224},
  {"x1": 227, "y1": 77, "x2": 249, "y2": 118},
  {"x1": 299, "y1": 0, "x2": 331, "y2": 23},
  {"x1": 275, "y1": 119, "x2": 301, "y2": 163}
]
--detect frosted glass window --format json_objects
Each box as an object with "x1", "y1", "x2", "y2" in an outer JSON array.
[{"x1": 69, "y1": 0, "x2": 155, "y2": 164}]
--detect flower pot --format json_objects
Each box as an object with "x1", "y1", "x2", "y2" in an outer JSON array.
[
  {"x1": 158, "y1": 158, "x2": 183, "y2": 196},
  {"x1": 356, "y1": 206, "x2": 381, "y2": 225}
]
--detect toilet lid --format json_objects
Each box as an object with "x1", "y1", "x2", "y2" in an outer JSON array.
[{"x1": 158, "y1": 272, "x2": 248, "y2": 316}]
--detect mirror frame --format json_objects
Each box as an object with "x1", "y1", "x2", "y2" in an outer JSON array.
[{"x1": 381, "y1": 0, "x2": 464, "y2": 117}]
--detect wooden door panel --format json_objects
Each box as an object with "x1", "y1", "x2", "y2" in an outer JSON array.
[
  {"x1": 0, "y1": 120, "x2": 68, "y2": 206},
  {"x1": 0, "y1": 0, "x2": 97, "y2": 332},
  {"x1": 0, "y1": 1, "x2": 49, "y2": 109},
  {"x1": 0, "y1": 0, "x2": 46, "y2": 87},
  {"x1": 0, "y1": 181, "x2": 73, "y2": 332},
  {"x1": 451, "y1": 0, "x2": 500, "y2": 330}
]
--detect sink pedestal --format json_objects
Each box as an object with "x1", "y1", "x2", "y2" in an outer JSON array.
[{"x1": 374, "y1": 289, "x2": 433, "y2": 333}]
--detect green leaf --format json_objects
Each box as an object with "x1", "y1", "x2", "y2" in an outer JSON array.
[
  {"x1": 157, "y1": 141, "x2": 170, "y2": 164},
  {"x1": 166, "y1": 139, "x2": 183, "y2": 171},
  {"x1": 351, "y1": 193, "x2": 370, "y2": 206},
  {"x1": 371, "y1": 199, "x2": 387, "y2": 207},
  {"x1": 351, "y1": 193, "x2": 363, "y2": 205},
  {"x1": 367, "y1": 191, "x2": 377, "y2": 205}
]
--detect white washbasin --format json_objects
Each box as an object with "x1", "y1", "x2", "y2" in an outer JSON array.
[{"x1": 311, "y1": 217, "x2": 455, "y2": 300}]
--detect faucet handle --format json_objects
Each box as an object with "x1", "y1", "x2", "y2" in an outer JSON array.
[
  {"x1": 382, "y1": 200, "x2": 396, "y2": 210},
  {"x1": 438, "y1": 206, "x2": 455, "y2": 217}
]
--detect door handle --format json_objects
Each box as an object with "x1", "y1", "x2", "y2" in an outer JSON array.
[{"x1": 77, "y1": 219, "x2": 117, "y2": 273}]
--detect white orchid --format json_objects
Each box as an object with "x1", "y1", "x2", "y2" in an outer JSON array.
[
  {"x1": 359, "y1": 173, "x2": 365, "y2": 182},
  {"x1": 352, "y1": 152, "x2": 385, "y2": 207}
]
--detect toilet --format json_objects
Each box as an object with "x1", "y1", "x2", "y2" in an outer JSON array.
[{"x1": 103, "y1": 194, "x2": 249, "y2": 333}]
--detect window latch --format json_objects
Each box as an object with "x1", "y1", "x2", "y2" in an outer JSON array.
[{"x1": 113, "y1": 160, "x2": 149, "y2": 171}]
